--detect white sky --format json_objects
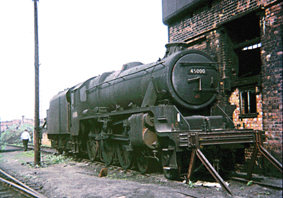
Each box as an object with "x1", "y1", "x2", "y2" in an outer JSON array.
[{"x1": 0, "y1": 0, "x2": 168, "y2": 121}]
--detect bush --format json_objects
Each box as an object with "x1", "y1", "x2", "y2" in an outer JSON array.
[{"x1": 0, "y1": 124, "x2": 34, "y2": 144}]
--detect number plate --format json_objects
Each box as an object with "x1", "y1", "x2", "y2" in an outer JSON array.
[{"x1": 188, "y1": 68, "x2": 206, "y2": 74}]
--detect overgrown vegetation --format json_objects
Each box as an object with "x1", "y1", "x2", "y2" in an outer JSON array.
[
  {"x1": 0, "y1": 144, "x2": 5, "y2": 151},
  {"x1": 43, "y1": 154, "x2": 72, "y2": 165},
  {"x1": 0, "y1": 124, "x2": 34, "y2": 145},
  {"x1": 19, "y1": 153, "x2": 73, "y2": 168}
]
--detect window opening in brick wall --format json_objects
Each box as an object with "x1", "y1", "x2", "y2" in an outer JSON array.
[
  {"x1": 239, "y1": 86, "x2": 258, "y2": 119},
  {"x1": 242, "y1": 43, "x2": 261, "y2": 51},
  {"x1": 235, "y1": 43, "x2": 261, "y2": 78},
  {"x1": 223, "y1": 12, "x2": 261, "y2": 119},
  {"x1": 223, "y1": 12, "x2": 261, "y2": 78}
]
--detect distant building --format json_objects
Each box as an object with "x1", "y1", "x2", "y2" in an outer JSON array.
[
  {"x1": 21, "y1": 115, "x2": 34, "y2": 126},
  {"x1": 162, "y1": 0, "x2": 282, "y2": 163},
  {"x1": 0, "y1": 119, "x2": 21, "y2": 131}
]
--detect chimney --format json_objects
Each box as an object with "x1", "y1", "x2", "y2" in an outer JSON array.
[{"x1": 22, "y1": 115, "x2": 25, "y2": 125}]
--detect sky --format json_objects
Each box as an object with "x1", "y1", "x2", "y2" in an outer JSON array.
[{"x1": 0, "y1": 0, "x2": 168, "y2": 122}]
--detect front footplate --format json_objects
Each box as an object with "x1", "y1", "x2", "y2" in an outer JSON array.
[{"x1": 185, "y1": 129, "x2": 256, "y2": 148}]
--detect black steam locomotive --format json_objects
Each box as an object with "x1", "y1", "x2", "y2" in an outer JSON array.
[{"x1": 47, "y1": 42, "x2": 279, "y2": 194}]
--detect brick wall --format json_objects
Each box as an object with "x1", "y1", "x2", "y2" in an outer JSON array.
[
  {"x1": 168, "y1": 0, "x2": 277, "y2": 42},
  {"x1": 165, "y1": 0, "x2": 282, "y2": 167},
  {"x1": 260, "y1": 1, "x2": 283, "y2": 161},
  {"x1": 230, "y1": 89, "x2": 263, "y2": 130}
]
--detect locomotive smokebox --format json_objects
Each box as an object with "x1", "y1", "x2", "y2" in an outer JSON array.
[{"x1": 165, "y1": 42, "x2": 220, "y2": 109}]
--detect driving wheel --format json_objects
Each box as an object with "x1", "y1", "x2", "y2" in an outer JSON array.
[
  {"x1": 87, "y1": 138, "x2": 99, "y2": 162},
  {"x1": 136, "y1": 149, "x2": 150, "y2": 174},
  {"x1": 117, "y1": 142, "x2": 133, "y2": 169},
  {"x1": 101, "y1": 139, "x2": 115, "y2": 165}
]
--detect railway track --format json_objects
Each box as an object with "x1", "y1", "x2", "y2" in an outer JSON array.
[
  {"x1": 2, "y1": 144, "x2": 281, "y2": 195},
  {"x1": 0, "y1": 168, "x2": 46, "y2": 198},
  {"x1": 5, "y1": 144, "x2": 57, "y2": 155}
]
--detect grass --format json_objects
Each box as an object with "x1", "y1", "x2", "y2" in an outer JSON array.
[
  {"x1": 10, "y1": 150, "x2": 72, "y2": 168},
  {"x1": 0, "y1": 123, "x2": 34, "y2": 144},
  {"x1": 0, "y1": 154, "x2": 4, "y2": 163},
  {"x1": 15, "y1": 150, "x2": 34, "y2": 158}
]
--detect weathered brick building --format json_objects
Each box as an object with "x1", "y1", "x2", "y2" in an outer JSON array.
[
  {"x1": 162, "y1": 0, "x2": 282, "y2": 166},
  {"x1": 0, "y1": 116, "x2": 34, "y2": 132}
]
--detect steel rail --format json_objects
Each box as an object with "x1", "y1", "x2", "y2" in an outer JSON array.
[
  {"x1": 0, "y1": 168, "x2": 46, "y2": 198},
  {"x1": 231, "y1": 177, "x2": 283, "y2": 190},
  {"x1": 5, "y1": 144, "x2": 57, "y2": 155},
  {"x1": 0, "y1": 177, "x2": 44, "y2": 198}
]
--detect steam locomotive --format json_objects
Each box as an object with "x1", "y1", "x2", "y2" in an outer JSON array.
[{"x1": 46, "y1": 42, "x2": 265, "y2": 187}]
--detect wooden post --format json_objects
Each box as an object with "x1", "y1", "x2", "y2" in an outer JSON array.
[{"x1": 34, "y1": 0, "x2": 40, "y2": 165}]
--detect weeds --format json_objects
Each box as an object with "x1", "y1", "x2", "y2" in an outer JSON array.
[
  {"x1": 187, "y1": 180, "x2": 194, "y2": 188},
  {"x1": 14, "y1": 152, "x2": 72, "y2": 168},
  {"x1": 0, "y1": 145, "x2": 5, "y2": 151},
  {"x1": 43, "y1": 154, "x2": 72, "y2": 165},
  {"x1": 247, "y1": 180, "x2": 253, "y2": 186}
]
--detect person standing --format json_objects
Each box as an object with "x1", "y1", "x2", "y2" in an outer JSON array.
[{"x1": 21, "y1": 129, "x2": 31, "y2": 151}]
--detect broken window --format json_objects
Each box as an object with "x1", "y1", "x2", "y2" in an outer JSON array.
[
  {"x1": 223, "y1": 12, "x2": 261, "y2": 79},
  {"x1": 235, "y1": 43, "x2": 261, "y2": 78},
  {"x1": 223, "y1": 12, "x2": 261, "y2": 118},
  {"x1": 239, "y1": 87, "x2": 258, "y2": 118}
]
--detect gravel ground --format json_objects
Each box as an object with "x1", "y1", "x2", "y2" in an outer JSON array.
[{"x1": 0, "y1": 146, "x2": 282, "y2": 198}]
